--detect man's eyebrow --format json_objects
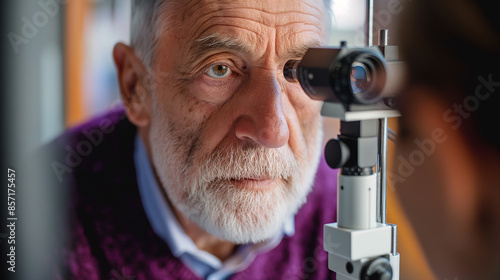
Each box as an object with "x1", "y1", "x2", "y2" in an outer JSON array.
[
  {"x1": 288, "y1": 39, "x2": 322, "y2": 59},
  {"x1": 184, "y1": 33, "x2": 322, "y2": 67},
  {"x1": 186, "y1": 33, "x2": 250, "y2": 65}
]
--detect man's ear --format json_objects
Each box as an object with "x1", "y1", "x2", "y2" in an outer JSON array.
[{"x1": 113, "y1": 43, "x2": 150, "y2": 127}]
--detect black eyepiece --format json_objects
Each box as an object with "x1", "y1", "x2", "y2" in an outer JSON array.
[
  {"x1": 283, "y1": 47, "x2": 387, "y2": 105},
  {"x1": 284, "y1": 60, "x2": 300, "y2": 83}
]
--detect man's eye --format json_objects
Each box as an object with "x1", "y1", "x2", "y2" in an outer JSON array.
[{"x1": 206, "y1": 65, "x2": 231, "y2": 78}]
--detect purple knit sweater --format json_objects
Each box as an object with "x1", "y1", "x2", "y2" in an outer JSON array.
[{"x1": 48, "y1": 108, "x2": 338, "y2": 280}]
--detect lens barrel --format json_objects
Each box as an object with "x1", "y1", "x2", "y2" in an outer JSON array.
[
  {"x1": 284, "y1": 47, "x2": 387, "y2": 105},
  {"x1": 331, "y1": 50, "x2": 387, "y2": 105}
]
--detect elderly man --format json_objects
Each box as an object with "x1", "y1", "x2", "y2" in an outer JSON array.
[{"x1": 51, "y1": 0, "x2": 338, "y2": 279}]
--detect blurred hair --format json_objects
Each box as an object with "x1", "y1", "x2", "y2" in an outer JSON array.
[
  {"x1": 399, "y1": 0, "x2": 500, "y2": 150},
  {"x1": 130, "y1": 0, "x2": 332, "y2": 68}
]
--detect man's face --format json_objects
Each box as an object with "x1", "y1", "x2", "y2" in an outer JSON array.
[{"x1": 145, "y1": 0, "x2": 326, "y2": 243}]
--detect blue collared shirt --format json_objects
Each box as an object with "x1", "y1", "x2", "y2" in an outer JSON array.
[{"x1": 134, "y1": 135, "x2": 295, "y2": 280}]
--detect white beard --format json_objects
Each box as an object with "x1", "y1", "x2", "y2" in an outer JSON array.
[{"x1": 150, "y1": 103, "x2": 323, "y2": 244}]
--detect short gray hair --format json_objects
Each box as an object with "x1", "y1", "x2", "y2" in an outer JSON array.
[
  {"x1": 130, "y1": 0, "x2": 332, "y2": 67},
  {"x1": 130, "y1": 0, "x2": 173, "y2": 67}
]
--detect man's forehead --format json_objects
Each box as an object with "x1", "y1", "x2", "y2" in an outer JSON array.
[
  {"x1": 179, "y1": 0, "x2": 327, "y2": 22},
  {"x1": 162, "y1": 0, "x2": 326, "y2": 54},
  {"x1": 158, "y1": 0, "x2": 327, "y2": 37}
]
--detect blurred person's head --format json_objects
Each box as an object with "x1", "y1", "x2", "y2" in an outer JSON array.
[
  {"x1": 112, "y1": 0, "x2": 330, "y2": 244},
  {"x1": 396, "y1": 0, "x2": 500, "y2": 278}
]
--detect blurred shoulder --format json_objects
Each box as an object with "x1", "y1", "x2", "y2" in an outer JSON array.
[
  {"x1": 42, "y1": 106, "x2": 136, "y2": 183},
  {"x1": 307, "y1": 156, "x2": 339, "y2": 215},
  {"x1": 294, "y1": 156, "x2": 339, "y2": 233}
]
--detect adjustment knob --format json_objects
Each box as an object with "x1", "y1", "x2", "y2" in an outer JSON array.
[
  {"x1": 325, "y1": 139, "x2": 349, "y2": 169},
  {"x1": 361, "y1": 257, "x2": 393, "y2": 280}
]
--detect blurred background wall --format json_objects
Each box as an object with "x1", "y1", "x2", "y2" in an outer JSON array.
[
  {"x1": 66, "y1": 0, "x2": 130, "y2": 127},
  {"x1": 1, "y1": 0, "x2": 435, "y2": 279},
  {"x1": 1, "y1": 1, "x2": 65, "y2": 279}
]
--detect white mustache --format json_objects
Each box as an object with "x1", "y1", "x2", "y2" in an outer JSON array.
[{"x1": 190, "y1": 144, "x2": 299, "y2": 185}]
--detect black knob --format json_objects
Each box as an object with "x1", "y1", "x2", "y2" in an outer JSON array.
[
  {"x1": 361, "y1": 257, "x2": 393, "y2": 280},
  {"x1": 325, "y1": 139, "x2": 349, "y2": 169}
]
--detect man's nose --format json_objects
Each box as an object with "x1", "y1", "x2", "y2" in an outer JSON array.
[{"x1": 234, "y1": 71, "x2": 290, "y2": 148}]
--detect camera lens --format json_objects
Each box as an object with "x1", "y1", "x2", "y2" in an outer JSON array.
[
  {"x1": 338, "y1": 51, "x2": 386, "y2": 105},
  {"x1": 350, "y1": 62, "x2": 371, "y2": 95}
]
